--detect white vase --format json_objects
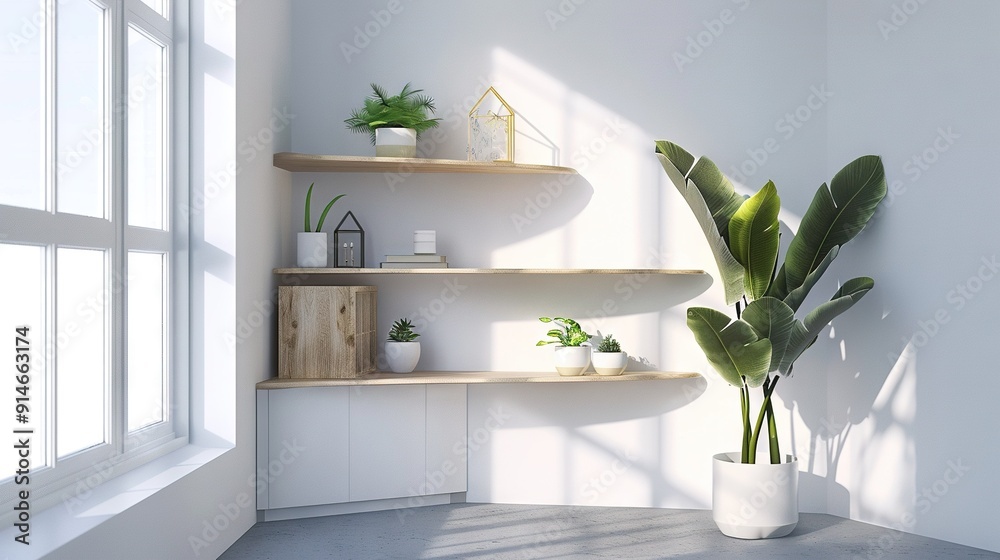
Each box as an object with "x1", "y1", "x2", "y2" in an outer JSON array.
[
  {"x1": 375, "y1": 127, "x2": 417, "y2": 158},
  {"x1": 553, "y1": 345, "x2": 590, "y2": 376},
  {"x1": 385, "y1": 341, "x2": 420, "y2": 373},
  {"x1": 712, "y1": 452, "x2": 799, "y2": 539},
  {"x1": 592, "y1": 351, "x2": 627, "y2": 376},
  {"x1": 297, "y1": 232, "x2": 328, "y2": 267}
]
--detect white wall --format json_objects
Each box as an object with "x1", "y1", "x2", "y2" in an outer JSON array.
[
  {"x1": 821, "y1": 1, "x2": 1000, "y2": 553},
  {"x1": 286, "y1": 0, "x2": 1000, "y2": 553}
]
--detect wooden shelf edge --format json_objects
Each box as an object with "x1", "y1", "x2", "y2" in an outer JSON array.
[
  {"x1": 256, "y1": 371, "x2": 701, "y2": 389},
  {"x1": 273, "y1": 267, "x2": 708, "y2": 276},
  {"x1": 273, "y1": 152, "x2": 577, "y2": 175}
]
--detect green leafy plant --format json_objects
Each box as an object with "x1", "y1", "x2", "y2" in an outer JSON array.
[
  {"x1": 656, "y1": 139, "x2": 887, "y2": 465},
  {"x1": 596, "y1": 334, "x2": 622, "y2": 353},
  {"x1": 304, "y1": 183, "x2": 346, "y2": 233},
  {"x1": 344, "y1": 83, "x2": 441, "y2": 145},
  {"x1": 536, "y1": 317, "x2": 592, "y2": 347},
  {"x1": 387, "y1": 318, "x2": 419, "y2": 342}
]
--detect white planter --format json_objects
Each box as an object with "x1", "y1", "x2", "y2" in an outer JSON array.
[
  {"x1": 591, "y1": 351, "x2": 627, "y2": 376},
  {"x1": 297, "y1": 232, "x2": 328, "y2": 267},
  {"x1": 375, "y1": 127, "x2": 417, "y2": 158},
  {"x1": 553, "y1": 345, "x2": 590, "y2": 376},
  {"x1": 712, "y1": 452, "x2": 799, "y2": 539},
  {"x1": 385, "y1": 341, "x2": 420, "y2": 373}
]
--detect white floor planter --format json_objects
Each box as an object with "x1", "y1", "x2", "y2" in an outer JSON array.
[
  {"x1": 375, "y1": 127, "x2": 417, "y2": 158},
  {"x1": 297, "y1": 232, "x2": 328, "y2": 267},
  {"x1": 385, "y1": 341, "x2": 420, "y2": 373},
  {"x1": 553, "y1": 346, "x2": 590, "y2": 376},
  {"x1": 712, "y1": 452, "x2": 799, "y2": 539},
  {"x1": 591, "y1": 351, "x2": 627, "y2": 376}
]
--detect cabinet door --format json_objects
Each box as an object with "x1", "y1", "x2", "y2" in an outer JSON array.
[
  {"x1": 349, "y1": 385, "x2": 425, "y2": 502},
  {"x1": 426, "y1": 385, "x2": 467, "y2": 495},
  {"x1": 267, "y1": 387, "x2": 350, "y2": 509}
]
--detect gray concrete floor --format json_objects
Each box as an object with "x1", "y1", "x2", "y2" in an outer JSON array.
[{"x1": 219, "y1": 504, "x2": 998, "y2": 559}]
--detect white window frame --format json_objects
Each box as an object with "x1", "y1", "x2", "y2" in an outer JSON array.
[{"x1": 0, "y1": 0, "x2": 188, "y2": 516}]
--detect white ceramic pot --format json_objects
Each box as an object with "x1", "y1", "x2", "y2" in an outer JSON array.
[
  {"x1": 296, "y1": 232, "x2": 328, "y2": 267},
  {"x1": 591, "y1": 351, "x2": 627, "y2": 376},
  {"x1": 712, "y1": 452, "x2": 799, "y2": 539},
  {"x1": 385, "y1": 341, "x2": 420, "y2": 373},
  {"x1": 553, "y1": 345, "x2": 590, "y2": 376},
  {"x1": 375, "y1": 127, "x2": 417, "y2": 158}
]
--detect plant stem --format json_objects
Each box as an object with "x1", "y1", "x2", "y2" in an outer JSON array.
[
  {"x1": 748, "y1": 377, "x2": 776, "y2": 464},
  {"x1": 740, "y1": 380, "x2": 750, "y2": 463},
  {"x1": 766, "y1": 376, "x2": 780, "y2": 464}
]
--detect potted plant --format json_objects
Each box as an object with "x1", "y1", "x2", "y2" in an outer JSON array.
[
  {"x1": 385, "y1": 318, "x2": 420, "y2": 373},
  {"x1": 592, "y1": 334, "x2": 627, "y2": 376},
  {"x1": 536, "y1": 316, "x2": 592, "y2": 376},
  {"x1": 656, "y1": 139, "x2": 886, "y2": 539},
  {"x1": 297, "y1": 183, "x2": 346, "y2": 268},
  {"x1": 344, "y1": 82, "x2": 441, "y2": 158}
]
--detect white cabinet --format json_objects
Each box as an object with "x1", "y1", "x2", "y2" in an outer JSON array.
[
  {"x1": 426, "y1": 385, "x2": 468, "y2": 495},
  {"x1": 264, "y1": 387, "x2": 350, "y2": 509},
  {"x1": 349, "y1": 385, "x2": 426, "y2": 501},
  {"x1": 258, "y1": 384, "x2": 468, "y2": 515}
]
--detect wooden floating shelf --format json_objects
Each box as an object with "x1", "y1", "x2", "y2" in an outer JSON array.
[
  {"x1": 274, "y1": 267, "x2": 707, "y2": 276},
  {"x1": 273, "y1": 152, "x2": 577, "y2": 175},
  {"x1": 257, "y1": 371, "x2": 701, "y2": 389}
]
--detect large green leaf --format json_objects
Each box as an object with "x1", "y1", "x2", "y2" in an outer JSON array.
[
  {"x1": 782, "y1": 245, "x2": 839, "y2": 312},
  {"x1": 656, "y1": 141, "x2": 746, "y2": 242},
  {"x1": 784, "y1": 156, "x2": 886, "y2": 294},
  {"x1": 657, "y1": 150, "x2": 745, "y2": 305},
  {"x1": 729, "y1": 181, "x2": 781, "y2": 300},
  {"x1": 741, "y1": 297, "x2": 795, "y2": 373},
  {"x1": 654, "y1": 140, "x2": 695, "y2": 177},
  {"x1": 778, "y1": 277, "x2": 874, "y2": 376},
  {"x1": 687, "y1": 307, "x2": 771, "y2": 388}
]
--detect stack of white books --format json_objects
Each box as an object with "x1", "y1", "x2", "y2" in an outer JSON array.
[{"x1": 380, "y1": 254, "x2": 449, "y2": 269}]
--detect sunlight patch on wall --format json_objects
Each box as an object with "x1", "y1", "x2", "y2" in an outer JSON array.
[
  {"x1": 488, "y1": 48, "x2": 653, "y2": 268},
  {"x1": 852, "y1": 343, "x2": 917, "y2": 526}
]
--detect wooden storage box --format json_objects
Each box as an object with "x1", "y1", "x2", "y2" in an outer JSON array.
[{"x1": 278, "y1": 285, "x2": 377, "y2": 378}]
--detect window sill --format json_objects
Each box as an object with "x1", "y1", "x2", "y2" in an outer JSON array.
[{"x1": 0, "y1": 444, "x2": 230, "y2": 557}]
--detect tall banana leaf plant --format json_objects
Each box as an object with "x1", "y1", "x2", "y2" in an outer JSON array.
[{"x1": 656, "y1": 140, "x2": 886, "y2": 464}]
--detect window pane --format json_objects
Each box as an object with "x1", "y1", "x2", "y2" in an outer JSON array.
[
  {"x1": 0, "y1": 244, "x2": 49, "y2": 472},
  {"x1": 56, "y1": 247, "x2": 107, "y2": 457},
  {"x1": 127, "y1": 27, "x2": 166, "y2": 229},
  {"x1": 138, "y1": 0, "x2": 168, "y2": 19},
  {"x1": 56, "y1": 0, "x2": 106, "y2": 219},
  {"x1": 0, "y1": 0, "x2": 45, "y2": 210},
  {"x1": 127, "y1": 252, "x2": 165, "y2": 431}
]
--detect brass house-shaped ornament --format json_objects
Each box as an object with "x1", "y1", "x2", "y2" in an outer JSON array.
[{"x1": 468, "y1": 86, "x2": 514, "y2": 163}]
